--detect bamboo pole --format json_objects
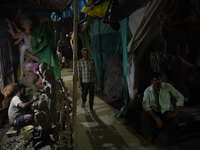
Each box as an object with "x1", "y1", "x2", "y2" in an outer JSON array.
[{"x1": 72, "y1": 0, "x2": 78, "y2": 149}]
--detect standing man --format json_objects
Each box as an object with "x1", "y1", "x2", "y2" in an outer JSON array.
[
  {"x1": 140, "y1": 72, "x2": 184, "y2": 149},
  {"x1": 8, "y1": 84, "x2": 38, "y2": 128},
  {"x1": 77, "y1": 48, "x2": 97, "y2": 114}
]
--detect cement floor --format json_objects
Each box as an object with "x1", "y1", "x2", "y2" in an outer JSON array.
[
  {"x1": 62, "y1": 68, "x2": 200, "y2": 150},
  {"x1": 61, "y1": 68, "x2": 156, "y2": 150}
]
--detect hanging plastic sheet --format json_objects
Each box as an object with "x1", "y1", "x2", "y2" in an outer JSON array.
[
  {"x1": 31, "y1": 21, "x2": 61, "y2": 80},
  {"x1": 51, "y1": 0, "x2": 88, "y2": 21},
  {"x1": 104, "y1": 0, "x2": 150, "y2": 23},
  {"x1": 88, "y1": 18, "x2": 123, "y2": 91},
  {"x1": 81, "y1": 0, "x2": 93, "y2": 14},
  {"x1": 126, "y1": 0, "x2": 168, "y2": 109},
  {"x1": 112, "y1": 0, "x2": 168, "y2": 118},
  {"x1": 82, "y1": 0, "x2": 110, "y2": 17},
  {"x1": 111, "y1": 18, "x2": 129, "y2": 118}
]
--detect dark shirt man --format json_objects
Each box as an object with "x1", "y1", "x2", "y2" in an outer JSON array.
[
  {"x1": 140, "y1": 72, "x2": 184, "y2": 148},
  {"x1": 77, "y1": 48, "x2": 97, "y2": 114}
]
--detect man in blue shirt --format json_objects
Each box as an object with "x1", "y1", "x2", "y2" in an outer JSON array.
[{"x1": 140, "y1": 72, "x2": 184, "y2": 149}]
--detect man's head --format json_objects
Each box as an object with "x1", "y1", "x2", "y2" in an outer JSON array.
[
  {"x1": 13, "y1": 84, "x2": 26, "y2": 96},
  {"x1": 81, "y1": 48, "x2": 88, "y2": 60},
  {"x1": 150, "y1": 72, "x2": 162, "y2": 90}
]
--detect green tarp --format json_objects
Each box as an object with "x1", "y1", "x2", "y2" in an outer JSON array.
[
  {"x1": 89, "y1": 18, "x2": 123, "y2": 91},
  {"x1": 31, "y1": 21, "x2": 61, "y2": 80}
]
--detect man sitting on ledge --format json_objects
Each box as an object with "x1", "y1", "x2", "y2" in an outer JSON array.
[
  {"x1": 140, "y1": 72, "x2": 184, "y2": 149},
  {"x1": 8, "y1": 84, "x2": 38, "y2": 129}
]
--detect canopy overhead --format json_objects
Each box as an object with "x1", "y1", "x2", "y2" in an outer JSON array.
[{"x1": 2, "y1": 0, "x2": 73, "y2": 13}]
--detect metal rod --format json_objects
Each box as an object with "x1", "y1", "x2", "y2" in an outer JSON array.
[
  {"x1": 72, "y1": 0, "x2": 78, "y2": 149},
  {"x1": 98, "y1": 18, "x2": 103, "y2": 93}
]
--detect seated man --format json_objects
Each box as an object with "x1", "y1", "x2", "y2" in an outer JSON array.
[
  {"x1": 0, "y1": 83, "x2": 17, "y2": 126},
  {"x1": 140, "y1": 72, "x2": 184, "y2": 149},
  {"x1": 8, "y1": 84, "x2": 38, "y2": 128}
]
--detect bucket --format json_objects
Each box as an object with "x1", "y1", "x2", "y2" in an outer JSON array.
[{"x1": 20, "y1": 125, "x2": 34, "y2": 140}]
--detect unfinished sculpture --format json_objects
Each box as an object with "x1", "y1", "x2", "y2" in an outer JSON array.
[
  {"x1": 42, "y1": 64, "x2": 58, "y2": 125},
  {"x1": 32, "y1": 94, "x2": 59, "y2": 150},
  {"x1": 29, "y1": 62, "x2": 72, "y2": 149},
  {"x1": 32, "y1": 62, "x2": 59, "y2": 149}
]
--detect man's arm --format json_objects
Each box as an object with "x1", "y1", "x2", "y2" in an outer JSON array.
[
  {"x1": 168, "y1": 83, "x2": 184, "y2": 118},
  {"x1": 173, "y1": 106, "x2": 182, "y2": 116},
  {"x1": 78, "y1": 77, "x2": 81, "y2": 88},
  {"x1": 18, "y1": 97, "x2": 38, "y2": 109}
]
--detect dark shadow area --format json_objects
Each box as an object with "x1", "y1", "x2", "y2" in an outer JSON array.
[
  {"x1": 0, "y1": 120, "x2": 10, "y2": 141},
  {"x1": 84, "y1": 109, "x2": 131, "y2": 150},
  {"x1": 96, "y1": 92, "x2": 200, "y2": 150},
  {"x1": 95, "y1": 93, "x2": 124, "y2": 110}
]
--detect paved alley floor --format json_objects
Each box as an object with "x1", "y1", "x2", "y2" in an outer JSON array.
[{"x1": 61, "y1": 68, "x2": 156, "y2": 150}]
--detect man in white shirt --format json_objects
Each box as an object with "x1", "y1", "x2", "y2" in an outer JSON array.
[
  {"x1": 8, "y1": 84, "x2": 38, "y2": 128},
  {"x1": 140, "y1": 72, "x2": 184, "y2": 149}
]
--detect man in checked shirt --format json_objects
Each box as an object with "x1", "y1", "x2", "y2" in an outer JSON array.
[{"x1": 77, "y1": 48, "x2": 97, "y2": 114}]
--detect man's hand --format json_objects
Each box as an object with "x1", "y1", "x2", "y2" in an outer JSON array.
[
  {"x1": 154, "y1": 117, "x2": 163, "y2": 128},
  {"x1": 165, "y1": 111, "x2": 176, "y2": 119},
  {"x1": 33, "y1": 95, "x2": 39, "y2": 101}
]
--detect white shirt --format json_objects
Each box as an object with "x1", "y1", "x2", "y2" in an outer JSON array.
[{"x1": 8, "y1": 95, "x2": 26, "y2": 124}]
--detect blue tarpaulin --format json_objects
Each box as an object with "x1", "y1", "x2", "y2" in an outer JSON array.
[{"x1": 51, "y1": 0, "x2": 88, "y2": 21}]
